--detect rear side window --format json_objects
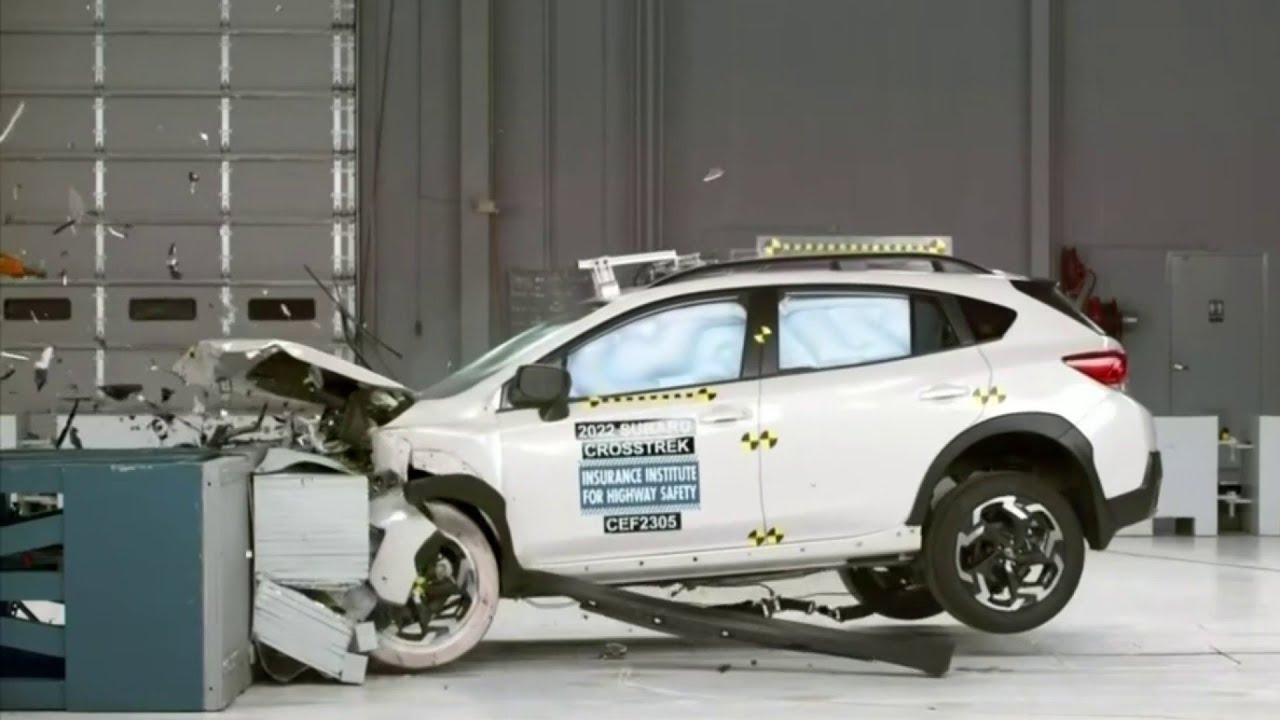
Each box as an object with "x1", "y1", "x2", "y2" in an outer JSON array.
[
  {"x1": 776, "y1": 291, "x2": 961, "y2": 372},
  {"x1": 1011, "y1": 279, "x2": 1102, "y2": 334},
  {"x1": 956, "y1": 296, "x2": 1017, "y2": 342}
]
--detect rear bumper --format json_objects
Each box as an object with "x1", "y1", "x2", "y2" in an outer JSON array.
[{"x1": 1096, "y1": 451, "x2": 1162, "y2": 548}]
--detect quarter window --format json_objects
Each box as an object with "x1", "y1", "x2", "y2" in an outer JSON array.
[{"x1": 564, "y1": 299, "x2": 747, "y2": 398}]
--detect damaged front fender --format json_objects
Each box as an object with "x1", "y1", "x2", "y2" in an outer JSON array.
[{"x1": 368, "y1": 489, "x2": 437, "y2": 604}]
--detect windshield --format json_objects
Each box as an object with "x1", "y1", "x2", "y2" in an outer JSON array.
[{"x1": 416, "y1": 300, "x2": 604, "y2": 400}]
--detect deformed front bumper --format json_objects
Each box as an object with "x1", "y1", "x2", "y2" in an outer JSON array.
[{"x1": 1097, "y1": 451, "x2": 1162, "y2": 546}]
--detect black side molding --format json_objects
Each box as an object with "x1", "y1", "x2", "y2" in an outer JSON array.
[{"x1": 521, "y1": 570, "x2": 955, "y2": 677}]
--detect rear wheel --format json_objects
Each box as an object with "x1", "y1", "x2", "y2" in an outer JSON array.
[
  {"x1": 369, "y1": 502, "x2": 500, "y2": 670},
  {"x1": 923, "y1": 472, "x2": 1084, "y2": 634},
  {"x1": 838, "y1": 565, "x2": 943, "y2": 620}
]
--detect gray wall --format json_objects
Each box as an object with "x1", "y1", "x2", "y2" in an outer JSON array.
[{"x1": 359, "y1": 0, "x2": 1278, "y2": 415}]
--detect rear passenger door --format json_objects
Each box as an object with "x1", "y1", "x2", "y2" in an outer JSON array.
[{"x1": 755, "y1": 286, "x2": 992, "y2": 546}]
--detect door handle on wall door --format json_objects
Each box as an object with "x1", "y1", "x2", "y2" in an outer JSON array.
[
  {"x1": 918, "y1": 384, "x2": 970, "y2": 402},
  {"x1": 698, "y1": 405, "x2": 751, "y2": 424}
]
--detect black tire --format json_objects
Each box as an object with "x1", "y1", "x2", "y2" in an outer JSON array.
[
  {"x1": 922, "y1": 471, "x2": 1085, "y2": 634},
  {"x1": 837, "y1": 566, "x2": 944, "y2": 621}
]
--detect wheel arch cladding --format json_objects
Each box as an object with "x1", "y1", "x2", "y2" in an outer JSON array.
[
  {"x1": 402, "y1": 473, "x2": 530, "y2": 595},
  {"x1": 907, "y1": 412, "x2": 1116, "y2": 549}
]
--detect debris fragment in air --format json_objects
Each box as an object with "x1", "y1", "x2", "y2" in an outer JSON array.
[
  {"x1": 34, "y1": 346, "x2": 54, "y2": 391},
  {"x1": 11, "y1": 184, "x2": 20, "y2": 200},
  {"x1": 199, "y1": 131, "x2": 210, "y2": 146},
  {"x1": 703, "y1": 167, "x2": 725, "y2": 182},
  {"x1": 160, "y1": 387, "x2": 175, "y2": 403},
  {"x1": 188, "y1": 171, "x2": 200, "y2": 194},
  {"x1": 107, "y1": 225, "x2": 127, "y2": 239},
  {"x1": 1, "y1": 352, "x2": 29, "y2": 361},
  {"x1": 280, "y1": 303, "x2": 292, "y2": 318},
  {"x1": 167, "y1": 242, "x2": 183, "y2": 279},
  {"x1": 69, "y1": 427, "x2": 84, "y2": 449},
  {"x1": 0, "y1": 101, "x2": 25, "y2": 144}
]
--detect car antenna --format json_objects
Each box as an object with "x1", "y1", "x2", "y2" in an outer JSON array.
[{"x1": 302, "y1": 264, "x2": 403, "y2": 362}]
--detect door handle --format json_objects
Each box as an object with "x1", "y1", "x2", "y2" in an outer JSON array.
[
  {"x1": 918, "y1": 384, "x2": 970, "y2": 402},
  {"x1": 698, "y1": 405, "x2": 752, "y2": 424}
]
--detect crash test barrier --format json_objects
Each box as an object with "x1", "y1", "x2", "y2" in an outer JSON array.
[{"x1": 0, "y1": 448, "x2": 255, "y2": 712}]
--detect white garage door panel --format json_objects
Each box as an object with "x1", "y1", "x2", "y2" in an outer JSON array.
[
  {"x1": 0, "y1": 227, "x2": 99, "y2": 279},
  {"x1": 106, "y1": 0, "x2": 223, "y2": 28},
  {"x1": 230, "y1": 225, "x2": 336, "y2": 280},
  {"x1": 107, "y1": 98, "x2": 222, "y2": 153},
  {"x1": 0, "y1": 97, "x2": 96, "y2": 154},
  {"x1": 232, "y1": 98, "x2": 334, "y2": 153},
  {"x1": 107, "y1": 161, "x2": 225, "y2": 221},
  {"x1": 233, "y1": 35, "x2": 337, "y2": 91},
  {"x1": 108, "y1": 36, "x2": 224, "y2": 90},
  {"x1": 0, "y1": 36, "x2": 94, "y2": 90},
  {"x1": 0, "y1": 161, "x2": 95, "y2": 219},
  {"x1": 0, "y1": 351, "x2": 96, "y2": 412},
  {"x1": 233, "y1": 161, "x2": 334, "y2": 218},
  {"x1": 0, "y1": 0, "x2": 359, "y2": 421},
  {"x1": 104, "y1": 288, "x2": 225, "y2": 346},
  {"x1": 103, "y1": 225, "x2": 221, "y2": 280},
  {"x1": 0, "y1": 286, "x2": 97, "y2": 343},
  {"x1": 232, "y1": 2, "x2": 334, "y2": 29},
  {"x1": 103, "y1": 349, "x2": 200, "y2": 409},
  {"x1": 0, "y1": 0, "x2": 96, "y2": 29}
]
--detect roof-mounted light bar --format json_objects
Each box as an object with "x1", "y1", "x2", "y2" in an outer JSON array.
[
  {"x1": 757, "y1": 235, "x2": 952, "y2": 257},
  {"x1": 578, "y1": 250, "x2": 680, "y2": 300}
]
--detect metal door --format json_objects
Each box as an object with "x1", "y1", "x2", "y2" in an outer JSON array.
[{"x1": 1168, "y1": 252, "x2": 1267, "y2": 448}]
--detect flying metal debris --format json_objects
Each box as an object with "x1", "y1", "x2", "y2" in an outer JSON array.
[
  {"x1": 34, "y1": 346, "x2": 54, "y2": 391},
  {"x1": 167, "y1": 242, "x2": 183, "y2": 279},
  {"x1": 0, "y1": 101, "x2": 25, "y2": 144}
]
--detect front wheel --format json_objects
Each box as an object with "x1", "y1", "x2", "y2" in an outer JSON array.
[
  {"x1": 922, "y1": 472, "x2": 1085, "y2": 634},
  {"x1": 369, "y1": 502, "x2": 500, "y2": 670}
]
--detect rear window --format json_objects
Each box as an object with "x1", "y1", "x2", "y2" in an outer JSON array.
[
  {"x1": 956, "y1": 296, "x2": 1017, "y2": 342},
  {"x1": 1011, "y1": 279, "x2": 1102, "y2": 334}
]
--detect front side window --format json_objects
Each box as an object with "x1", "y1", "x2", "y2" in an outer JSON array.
[
  {"x1": 778, "y1": 292, "x2": 912, "y2": 371},
  {"x1": 565, "y1": 299, "x2": 748, "y2": 398}
]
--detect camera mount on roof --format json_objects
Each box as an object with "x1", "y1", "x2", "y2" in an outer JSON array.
[{"x1": 577, "y1": 250, "x2": 706, "y2": 300}]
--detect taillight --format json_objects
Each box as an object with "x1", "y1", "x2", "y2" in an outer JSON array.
[{"x1": 1063, "y1": 349, "x2": 1127, "y2": 387}]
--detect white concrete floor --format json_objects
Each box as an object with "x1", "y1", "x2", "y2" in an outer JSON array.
[{"x1": 20, "y1": 537, "x2": 1280, "y2": 719}]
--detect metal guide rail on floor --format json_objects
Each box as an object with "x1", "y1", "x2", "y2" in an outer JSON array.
[{"x1": 521, "y1": 570, "x2": 955, "y2": 677}]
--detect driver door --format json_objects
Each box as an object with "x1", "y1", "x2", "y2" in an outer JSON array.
[{"x1": 497, "y1": 293, "x2": 765, "y2": 571}]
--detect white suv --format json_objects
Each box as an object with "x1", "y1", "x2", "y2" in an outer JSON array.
[{"x1": 180, "y1": 250, "x2": 1162, "y2": 673}]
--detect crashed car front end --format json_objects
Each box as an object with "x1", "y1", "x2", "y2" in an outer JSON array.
[{"x1": 171, "y1": 338, "x2": 498, "y2": 608}]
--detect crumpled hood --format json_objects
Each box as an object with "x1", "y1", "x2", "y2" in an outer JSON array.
[{"x1": 173, "y1": 338, "x2": 412, "y2": 409}]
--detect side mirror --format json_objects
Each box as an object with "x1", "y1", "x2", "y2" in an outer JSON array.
[{"x1": 509, "y1": 364, "x2": 571, "y2": 420}]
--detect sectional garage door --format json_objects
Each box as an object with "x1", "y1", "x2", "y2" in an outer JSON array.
[{"x1": 0, "y1": 0, "x2": 358, "y2": 422}]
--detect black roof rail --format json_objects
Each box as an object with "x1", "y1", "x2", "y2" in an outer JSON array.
[{"x1": 649, "y1": 252, "x2": 993, "y2": 287}]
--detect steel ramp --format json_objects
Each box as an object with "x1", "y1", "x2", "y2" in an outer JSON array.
[{"x1": 521, "y1": 570, "x2": 954, "y2": 677}]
